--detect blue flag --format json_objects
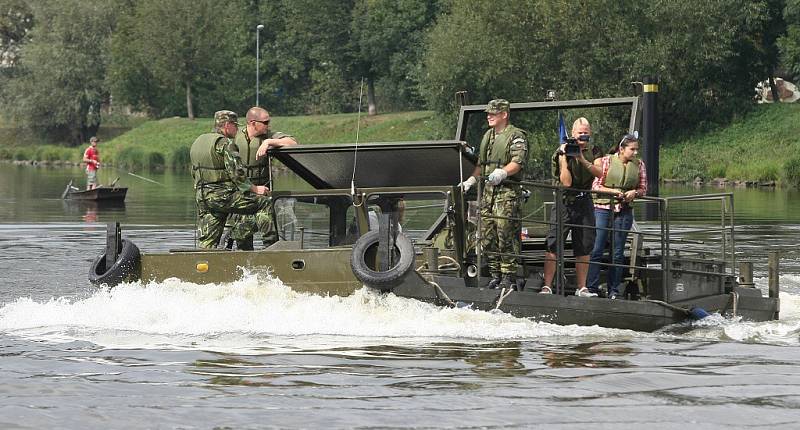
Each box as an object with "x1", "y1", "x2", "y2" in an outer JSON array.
[{"x1": 557, "y1": 112, "x2": 568, "y2": 144}]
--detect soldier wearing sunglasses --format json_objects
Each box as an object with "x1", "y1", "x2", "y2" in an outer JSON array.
[{"x1": 227, "y1": 107, "x2": 298, "y2": 250}]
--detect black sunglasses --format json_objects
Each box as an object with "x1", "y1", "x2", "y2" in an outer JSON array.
[{"x1": 250, "y1": 119, "x2": 270, "y2": 125}]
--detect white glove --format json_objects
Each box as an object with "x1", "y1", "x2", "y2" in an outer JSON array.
[
  {"x1": 459, "y1": 176, "x2": 477, "y2": 192},
  {"x1": 487, "y1": 168, "x2": 508, "y2": 186}
]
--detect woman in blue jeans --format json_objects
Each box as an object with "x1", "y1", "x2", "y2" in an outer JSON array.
[{"x1": 587, "y1": 134, "x2": 647, "y2": 299}]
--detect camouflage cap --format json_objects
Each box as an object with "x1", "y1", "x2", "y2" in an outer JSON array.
[
  {"x1": 485, "y1": 99, "x2": 510, "y2": 114},
  {"x1": 214, "y1": 110, "x2": 239, "y2": 128}
]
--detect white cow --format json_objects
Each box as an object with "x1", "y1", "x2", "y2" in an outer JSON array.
[{"x1": 755, "y1": 78, "x2": 799, "y2": 103}]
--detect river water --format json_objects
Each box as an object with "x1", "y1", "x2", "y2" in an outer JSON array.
[{"x1": 2, "y1": 164, "x2": 800, "y2": 429}]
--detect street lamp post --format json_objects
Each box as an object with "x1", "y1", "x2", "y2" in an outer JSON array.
[{"x1": 256, "y1": 24, "x2": 264, "y2": 106}]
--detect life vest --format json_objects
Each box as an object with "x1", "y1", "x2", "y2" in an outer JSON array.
[
  {"x1": 479, "y1": 125, "x2": 527, "y2": 182},
  {"x1": 594, "y1": 153, "x2": 641, "y2": 205},
  {"x1": 235, "y1": 129, "x2": 270, "y2": 186},
  {"x1": 190, "y1": 132, "x2": 230, "y2": 189}
]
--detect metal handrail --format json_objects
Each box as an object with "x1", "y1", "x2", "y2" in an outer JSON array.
[{"x1": 473, "y1": 178, "x2": 736, "y2": 296}]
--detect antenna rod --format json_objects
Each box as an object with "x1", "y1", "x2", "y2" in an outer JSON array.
[{"x1": 351, "y1": 78, "x2": 365, "y2": 196}]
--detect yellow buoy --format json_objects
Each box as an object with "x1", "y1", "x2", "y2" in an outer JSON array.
[{"x1": 196, "y1": 262, "x2": 209, "y2": 273}]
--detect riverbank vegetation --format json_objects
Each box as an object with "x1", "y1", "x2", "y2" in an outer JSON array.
[
  {"x1": 662, "y1": 103, "x2": 800, "y2": 185},
  {"x1": 0, "y1": 111, "x2": 440, "y2": 170},
  {"x1": 5, "y1": 103, "x2": 800, "y2": 186},
  {"x1": 1, "y1": 0, "x2": 800, "y2": 184},
  {"x1": 1, "y1": 0, "x2": 798, "y2": 145}
]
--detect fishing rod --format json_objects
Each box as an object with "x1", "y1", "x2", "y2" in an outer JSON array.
[{"x1": 110, "y1": 165, "x2": 166, "y2": 186}]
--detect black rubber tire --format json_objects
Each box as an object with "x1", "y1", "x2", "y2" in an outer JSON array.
[
  {"x1": 350, "y1": 230, "x2": 414, "y2": 292},
  {"x1": 89, "y1": 239, "x2": 141, "y2": 287}
]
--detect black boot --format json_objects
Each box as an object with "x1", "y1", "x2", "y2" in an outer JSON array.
[
  {"x1": 487, "y1": 273, "x2": 502, "y2": 289},
  {"x1": 499, "y1": 274, "x2": 517, "y2": 290}
]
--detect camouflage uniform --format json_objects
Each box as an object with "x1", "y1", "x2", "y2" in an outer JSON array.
[
  {"x1": 191, "y1": 111, "x2": 275, "y2": 249},
  {"x1": 228, "y1": 128, "x2": 295, "y2": 250},
  {"x1": 477, "y1": 99, "x2": 529, "y2": 277}
]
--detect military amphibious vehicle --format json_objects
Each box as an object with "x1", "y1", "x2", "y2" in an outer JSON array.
[{"x1": 89, "y1": 96, "x2": 781, "y2": 332}]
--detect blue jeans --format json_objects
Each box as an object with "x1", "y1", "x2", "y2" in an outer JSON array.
[{"x1": 587, "y1": 208, "x2": 634, "y2": 295}]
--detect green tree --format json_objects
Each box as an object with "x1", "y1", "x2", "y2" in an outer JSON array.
[
  {"x1": 108, "y1": 0, "x2": 242, "y2": 119},
  {"x1": 256, "y1": 0, "x2": 356, "y2": 115},
  {"x1": 779, "y1": 0, "x2": 800, "y2": 81},
  {"x1": 421, "y1": 0, "x2": 782, "y2": 140},
  {"x1": 1, "y1": 0, "x2": 115, "y2": 145},
  {"x1": 0, "y1": 0, "x2": 32, "y2": 67},
  {"x1": 351, "y1": 0, "x2": 440, "y2": 115}
]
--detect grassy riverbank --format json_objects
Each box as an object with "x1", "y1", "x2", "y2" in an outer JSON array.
[
  {"x1": 661, "y1": 103, "x2": 800, "y2": 185},
  {"x1": 2, "y1": 103, "x2": 799, "y2": 185},
  {"x1": 0, "y1": 111, "x2": 441, "y2": 170}
]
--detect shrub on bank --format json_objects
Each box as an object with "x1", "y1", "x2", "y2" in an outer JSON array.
[
  {"x1": 661, "y1": 145, "x2": 706, "y2": 180},
  {"x1": 708, "y1": 163, "x2": 727, "y2": 179},
  {"x1": 145, "y1": 151, "x2": 165, "y2": 169},
  {"x1": 12, "y1": 147, "x2": 33, "y2": 161},
  {"x1": 169, "y1": 146, "x2": 191, "y2": 169},
  {"x1": 116, "y1": 146, "x2": 145, "y2": 170},
  {"x1": 0, "y1": 145, "x2": 78, "y2": 163},
  {"x1": 784, "y1": 156, "x2": 800, "y2": 186},
  {"x1": 116, "y1": 145, "x2": 167, "y2": 170},
  {"x1": 36, "y1": 146, "x2": 76, "y2": 162},
  {"x1": 726, "y1": 161, "x2": 780, "y2": 182}
]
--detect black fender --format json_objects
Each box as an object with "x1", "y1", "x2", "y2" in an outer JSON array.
[
  {"x1": 350, "y1": 230, "x2": 414, "y2": 292},
  {"x1": 89, "y1": 239, "x2": 141, "y2": 287}
]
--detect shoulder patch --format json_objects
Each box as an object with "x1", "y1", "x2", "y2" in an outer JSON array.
[{"x1": 511, "y1": 137, "x2": 526, "y2": 145}]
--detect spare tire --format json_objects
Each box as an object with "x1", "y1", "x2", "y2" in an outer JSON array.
[
  {"x1": 89, "y1": 239, "x2": 141, "y2": 287},
  {"x1": 350, "y1": 230, "x2": 414, "y2": 292}
]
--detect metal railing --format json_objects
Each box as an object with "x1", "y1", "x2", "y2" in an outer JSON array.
[{"x1": 475, "y1": 179, "x2": 735, "y2": 300}]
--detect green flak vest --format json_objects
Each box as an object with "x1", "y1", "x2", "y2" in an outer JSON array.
[
  {"x1": 190, "y1": 132, "x2": 231, "y2": 189},
  {"x1": 236, "y1": 129, "x2": 270, "y2": 186},
  {"x1": 479, "y1": 125, "x2": 527, "y2": 182},
  {"x1": 594, "y1": 154, "x2": 641, "y2": 205}
]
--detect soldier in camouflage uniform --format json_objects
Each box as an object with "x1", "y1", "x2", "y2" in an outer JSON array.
[
  {"x1": 459, "y1": 99, "x2": 529, "y2": 290},
  {"x1": 227, "y1": 106, "x2": 298, "y2": 250},
  {"x1": 190, "y1": 110, "x2": 274, "y2": 249}
]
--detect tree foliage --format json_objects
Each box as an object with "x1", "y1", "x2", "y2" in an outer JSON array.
[
  {"x1": 0, "y1": 0, "x2": 793, "y2": 148},
  {"x1": 108, "y1": 0, "x2": 244, "y2": 119},
  {"x1": 422, "y1": 0, "x2": 783, "y2": 135},
  {"x1": 251, "y1": 0, "x2": 357, "y2": 115},
  {"x1": 0, "y1": 0, "x2": 32, "y2": 66},
  {"x1": 351, "y1": 0, "x2": 440, "y2": 114},
  {"x1": 779, "y1": 0, "x2": 800, "y2": 81},
  {"x1": 1, "y1": 0, "x2": 115, "y2": 145}
]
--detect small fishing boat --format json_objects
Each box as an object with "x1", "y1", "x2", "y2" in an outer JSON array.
[{"x1": 62, "y1": 178, "x2": 127, "y2": 202}]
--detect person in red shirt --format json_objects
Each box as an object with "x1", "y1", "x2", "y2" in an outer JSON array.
[{"x1": 82, "y1": 136, "x2": 100, "y2": 190}]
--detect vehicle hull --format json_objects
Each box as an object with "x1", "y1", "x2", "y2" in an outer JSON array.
[{"x1": 124, "y1": 246, "x2": 778, "y2": 333}]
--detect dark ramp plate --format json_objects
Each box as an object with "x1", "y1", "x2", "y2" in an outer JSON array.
[{"x1": 271, "y1": 141, "x2": 476, "y2": 189}]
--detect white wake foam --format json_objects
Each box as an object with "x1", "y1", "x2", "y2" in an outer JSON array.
[
  {"x1": 4, "y1": 273, "x2": 800, "y2": 351},
  {"x1": 672, "y1": 290, "x2": 800, "y2": 345},
  {"x1": 0, "y1": 273, "x2": 632, "y2": 352}
]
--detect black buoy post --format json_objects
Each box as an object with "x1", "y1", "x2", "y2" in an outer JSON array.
[
  {"x1": 642, "y1": 76, "x2": 660, "y2": 221},
  {"x1": 105, "y1": 222, "x2": 121, "y2": 271}
]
